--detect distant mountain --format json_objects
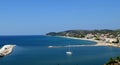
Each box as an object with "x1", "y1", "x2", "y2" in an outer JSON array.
[{"x1": 46, "y1": 29, "x2": 120, "y2": 37}]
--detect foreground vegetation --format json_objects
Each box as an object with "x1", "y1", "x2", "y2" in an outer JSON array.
[{"x1": 105, "y1": 56, "x2": 120, "y2": 65}]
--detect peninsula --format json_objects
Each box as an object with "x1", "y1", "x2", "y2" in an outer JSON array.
[{"x1": 0, "y1": 45, "x2": 16, "y2": 57}]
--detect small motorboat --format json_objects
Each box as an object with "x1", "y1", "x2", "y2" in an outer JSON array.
[{"x1": 66, "y1": 51, "x2": 72, "y2": 55}]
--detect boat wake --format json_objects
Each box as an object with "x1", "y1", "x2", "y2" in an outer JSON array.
[{"x1": 48, "y1": 44, "x2": 104, "y2": 48}]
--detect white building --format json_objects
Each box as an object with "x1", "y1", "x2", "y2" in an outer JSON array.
[{"x1": 105, "y1": 38, "x2": 118, "y2": 43}]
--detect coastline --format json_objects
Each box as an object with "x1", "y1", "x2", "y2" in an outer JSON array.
[{"x1": 59, "y1": 36, "x2": 120, "y2": 48}]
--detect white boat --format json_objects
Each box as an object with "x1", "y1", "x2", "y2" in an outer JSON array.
[
  {"x1": 48, "y1": 46, "x2": 53, "y2": 48},
  {"x1": 66, "y1": 51, "x2": 72, "y2": 55},
  {"x1": 0, "y1": 45, "x2": 16, "y2": 57},
  {"x1": 66, "y1": 45, "x2": 72, "y2": 55}
]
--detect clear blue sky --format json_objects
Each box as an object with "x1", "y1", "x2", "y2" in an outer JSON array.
[{"x1": 0, "y1": 0, "x2": 120, "y2": 35}]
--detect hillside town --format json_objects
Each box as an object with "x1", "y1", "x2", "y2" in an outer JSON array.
[
  {"x1": 47, "y1": 29, "x2": 120, "y2": 47},
  {"x1": 47, "y1": 29, "x2": 120, "y2": 65}
]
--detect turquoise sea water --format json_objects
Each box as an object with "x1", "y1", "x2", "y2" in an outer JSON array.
[{"x1": 0, "y1": 35, "x2": 120, "y2": 65}]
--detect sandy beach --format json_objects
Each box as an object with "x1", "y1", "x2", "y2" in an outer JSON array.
[{"x1": 59, "y1": 36, "x2": 120, "y2": 48}]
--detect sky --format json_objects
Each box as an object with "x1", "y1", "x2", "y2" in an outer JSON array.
[{"x1": 0, "y1": 0, "x2": 120, "y2": 35}]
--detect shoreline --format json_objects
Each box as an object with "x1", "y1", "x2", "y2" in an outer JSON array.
[{"x1": 59, "y1": 36, "x2": 120, "y2": 48}]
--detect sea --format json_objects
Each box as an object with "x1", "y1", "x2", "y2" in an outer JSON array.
[{"x1": 0, "y1": 35, "x2": 120, "y2": 65}]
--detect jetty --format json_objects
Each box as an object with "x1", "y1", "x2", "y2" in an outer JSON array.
[{"x1": 0, "y1": 45, "x2": 16, "y2": 57}]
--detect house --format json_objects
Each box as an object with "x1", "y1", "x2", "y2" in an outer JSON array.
[
  {"x1": 85, "y1": 34, "x2": 95, "y2": 39},
  {"x1": 105, "y1": 38, "x2": 118, "y2": 43}
]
